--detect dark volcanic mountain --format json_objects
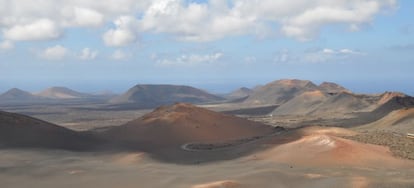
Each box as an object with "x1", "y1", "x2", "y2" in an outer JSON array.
[
  {"x1": 0, "y1": 88, "x2": 39, "y2": 101},
  {"x1": 109, "y1": 84, "x2": 223, "y2": 108},
  {"x1": 103, "y1": 103, "x2": 275, "y2": 149},
  {"x1": 244, "y1": 79, "x2": 319, "y2": 105},
  {"x1": 0, "y1": 111, "x2": 99, "y2": 150},
  {"x1": 35, "y1": 87, "x2": 91, "y2": 99}
]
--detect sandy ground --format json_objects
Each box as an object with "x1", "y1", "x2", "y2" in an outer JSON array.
[
  {"x1": 1, "y1": 149, "x2": 413, "y2": 188},
  {"x1": 1, "y1": 125, "x2": 414, "y2": 188}
]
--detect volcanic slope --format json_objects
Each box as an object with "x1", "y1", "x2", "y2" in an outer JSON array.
[
  {"x1": 0, "y1": 111, "x2": 99, "y2": 150},
  {"x1": 109, "y1": 84, "x2": 224, "y2": 108},
  {"x1": 358, "y1": 108, "x2": 414, "y2": 133},
  {"x1": 272, "y1": 90, "x2": 328, "y2": 115},
  {"x1": 372, "y1": 95, "x2": 414, "y2": 116},
  {"x1": 35, "y1": 87, "x2": 91, "y2": 99},
  {"x1": 307, "y1": 92, "x2": 375, "y2": 115},
  {"x1": 243, "y1": 79, "x2": 319, "y2": 106},
  {"x1": 103, "y1": 103, "x2": 275, "y2": 150}
]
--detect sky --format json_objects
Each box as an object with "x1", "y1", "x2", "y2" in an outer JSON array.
[{"x1": 0, "y1": 0, "x2": 413, "y2": 94}]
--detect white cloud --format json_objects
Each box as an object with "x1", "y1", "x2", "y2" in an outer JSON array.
[
  {"x1": 111, "y1": 49, "x2": 129, "y2": 60},
  {"x1": 155, "y1": 52, "x2": 224, "y2": 67},
  {"x1": 103, "y1": 16, "x2": 138, "y2": 46},
  {"x1": 38, "y1": 45, "x2": 68, "y2": 60},
  {"x1": 0, "y1": 40, "x2": 14, "y2": 50},
  {"x1": 0, "y1": 0, "x2": 397, "y2": 43},
  {"x1": 304, "y1": 48, "x2": 365, "y2": 63},
  {"x1": 138, "y1": 0, "x2": 396, "y2": 41},
  {"x1": 3, "y1": 19, "x2": 61, "y2": 41},
  {"x1": 79, "y1": 48, "x2": 98, "y2": 60},
  {"x1": 61, "y1": 7, "x2": 104, "y2": 27}
]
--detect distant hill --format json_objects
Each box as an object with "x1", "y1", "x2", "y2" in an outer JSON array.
[
  {"x1": 244, "y1": 79, "x2": 319, "y2": 105},
  {"x1": 0, "y1": 111, "x2": 99, "y2": 150},
  {"x1": 225, "y1": 87, "x2": 254, "y2": 100},
  {"x1": 272, "y1": 91, "x2": 384, "y2": 116},
  {"x1": 0, "y1": 88, "x2": 40, "y2": 102},
  {"x1": 109, "y1": 84, "x2": 224, "y2": 108},
  {"x1": 35, "y1": 87, "x2": 91, "y2": 99},
  {"x1": 318, "y1": 82, "x2": 349, "y2": 94},
  {"x1": 103, "y1": 103, "x2": 275, "y2": 149}
]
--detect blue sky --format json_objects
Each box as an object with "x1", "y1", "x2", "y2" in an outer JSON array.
[{"x1": 0, "y1": 0, "x2": 413, "y2": 94}]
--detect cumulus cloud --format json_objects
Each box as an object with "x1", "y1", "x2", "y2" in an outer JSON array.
[
  {"x1": 138, "y1": 0, "x2": 396, "y2": 41},
  {"x1": 61, "y1": 7, "x2": 104, "y2": 27},
  {"x1": 38, "y1": 45, "x2": 68, "y2": 60},
  {"x1": 103, "y1": 16, "x2": 138, "y2": 46},
  {"x1": 155, "y1": 52, "x2": 224, "y2": 67},
  {"x1": 79, "y1": 48, "x2": 98, "y2": 60},
  {"x1": 0, "y1": 40, "x2": 14, "y2": 50},
  {"x1": 111, "y1": 49, "x2": 130, "y2": 60},
  {"x1": 0, "y1": 0, "x2": 397, "y2": 43},
  {"x1": 139, "y1": 0, "x2": 258, "y2": 41},
  {"x1": 3, "y1": 19, "x2": 61, "y2": 41}
]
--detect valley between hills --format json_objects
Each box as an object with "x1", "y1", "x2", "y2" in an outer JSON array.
[{"x1": 1, "y1": 79, "x2": 414, "y2": 188}]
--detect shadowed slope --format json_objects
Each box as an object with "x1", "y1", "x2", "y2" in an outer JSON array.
[{"x1": 0, "y1": 111, "x2": 100, "y2": 150}]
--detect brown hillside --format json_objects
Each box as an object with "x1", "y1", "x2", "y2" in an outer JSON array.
[
  {"x1": 251, "y1": 126, "x2": 412, "y2": 168},
  {"x1": 104, "y1": 103, "x2": 274, "y2": 149}
]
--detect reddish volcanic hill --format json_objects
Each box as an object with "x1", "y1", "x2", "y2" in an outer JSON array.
[
  {"x1": 0, "y1": 111, "x2": 99, "y2": 150},
  {"x1": 104, "y1": 103, "x2": 275, "y2": 149}
]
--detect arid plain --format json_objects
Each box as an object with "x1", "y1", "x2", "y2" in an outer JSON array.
[{"x1": 1, "y1": 79, "x2": 414, "y2": 188}]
